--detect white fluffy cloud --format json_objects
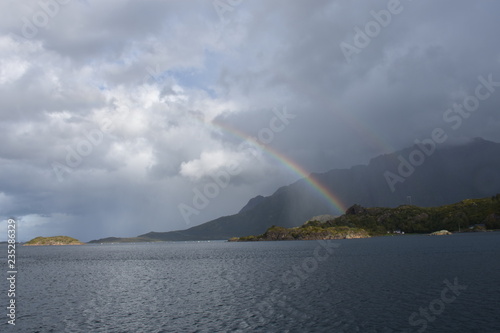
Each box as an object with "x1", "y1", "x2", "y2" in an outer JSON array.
[{"x1": 1, "y1": 0, "x2": 500, "y2": 241}]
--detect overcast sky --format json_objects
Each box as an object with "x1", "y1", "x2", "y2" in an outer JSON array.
[{"x1": 1, "y1": 0, "x2": 500, "y2": 241}]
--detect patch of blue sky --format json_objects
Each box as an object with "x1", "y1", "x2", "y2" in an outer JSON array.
[
  {"x1": 167, "y1": 50, "x2": 220, "y2": 98},
  {"x1": 97, "y1": 84, "x2": 108, "y2": 91}
]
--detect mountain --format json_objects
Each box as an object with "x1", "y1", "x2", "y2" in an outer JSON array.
[
  {"x1": 238, "y1": 195, "x2": 265, "y2": 213},
  {"x1": 229, "y1": 194, "x2": 500, "y2": 242},
  {"x1": 92, "y1": 138, "x2": 500, "y2": 242}
]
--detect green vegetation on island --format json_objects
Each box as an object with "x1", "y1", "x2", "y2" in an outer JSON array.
[
  {"x1": 230, "y1": 194, "x2": 500, "y2": 241},
  {"x1": 229, "y1": 225, "x2": 369, "y2": 242},
  {"x1": 24, "y1": 236, "x2": 85, "y2": 246},
  {"x1": 326, "y1": 194, "x2": 500, "y2": 235}
]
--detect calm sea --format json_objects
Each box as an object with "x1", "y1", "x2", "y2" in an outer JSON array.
[{"x1": 1, "y1": 232, "x2": 499, "y2": 332}]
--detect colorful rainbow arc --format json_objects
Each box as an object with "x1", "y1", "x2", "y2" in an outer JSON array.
[{"x1": 208, "y1": 119, "x2": 347, "y2": 214}]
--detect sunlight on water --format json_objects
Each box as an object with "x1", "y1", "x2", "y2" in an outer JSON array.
[{"x1": 1, "y1": 233, "x2": 499, "y2": 332}]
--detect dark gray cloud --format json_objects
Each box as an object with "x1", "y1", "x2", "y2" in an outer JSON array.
[{"x1": 1, "y1": 0, "x2": 500, "y2": 241}]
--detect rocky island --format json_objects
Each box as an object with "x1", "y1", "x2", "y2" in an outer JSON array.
[
  {"x1": 24, "y1": 236, "x2": 85, "y2": 246},
  {"x1": 229, "y1": 225, "x2": 370, "y2": 242},
  {"x1": 229, "y1": 194, "x2": 500, "y2": 242},
  {"x1": 430, "y1": 230, "x2": 452, "y2": 236}
]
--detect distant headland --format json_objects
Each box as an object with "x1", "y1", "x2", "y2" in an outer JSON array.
[
  {"x1": 24, "y1": 236, "x2": 85, "y2": 246},
  {"x1": 229, "y1": 194, "x2": 500, "y2": 242}
]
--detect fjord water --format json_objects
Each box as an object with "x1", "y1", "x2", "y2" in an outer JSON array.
[{"x1": 1, "y1": 233, "x2": 499, "y2": 332}]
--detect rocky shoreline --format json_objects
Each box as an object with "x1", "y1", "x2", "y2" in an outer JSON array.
[
  {"x1": 229, "y1": 225, "x2": 370, "y2": 242},
  {"x1": 24, "y1": 236, "x2": 85, "y2": 246}
]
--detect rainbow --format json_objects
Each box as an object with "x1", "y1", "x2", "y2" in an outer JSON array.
[{"x1": 205, "y1": 118, "x2": 347, "y2": 214}]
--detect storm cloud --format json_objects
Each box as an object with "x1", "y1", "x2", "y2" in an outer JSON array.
[{"x1": 1, "y1": 0, "x2": 500, "y2": 241}]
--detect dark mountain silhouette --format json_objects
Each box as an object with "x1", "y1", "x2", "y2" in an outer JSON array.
[
  {"x1": 91, "y1": 138, "x2": 500, "y2": 242},
  {"x1": 238, "y1": 195, "x2": 265, "y2": 213}
]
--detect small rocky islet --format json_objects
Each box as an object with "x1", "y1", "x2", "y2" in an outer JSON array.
[{"x1": 24, "y1": 236, "x2": 85, "y2": 246}]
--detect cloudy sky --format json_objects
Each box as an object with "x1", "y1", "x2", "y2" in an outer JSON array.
[{"x1": 1, "y1": 0, "x2": 500, "y2": 241}]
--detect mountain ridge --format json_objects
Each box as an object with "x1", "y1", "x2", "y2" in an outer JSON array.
[
  {"x1": 89, "y1": 138, "x2": 500, "y2": 242},
  {"x1": 229, "y1": 194, "x2": 500, "y2": 242}
]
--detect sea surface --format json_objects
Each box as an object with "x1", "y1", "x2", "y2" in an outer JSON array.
[{"x1": 1, "y1": 232, "x2": 500, "y2": 332}]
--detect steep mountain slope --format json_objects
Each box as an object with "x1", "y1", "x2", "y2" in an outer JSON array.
[{"x1": 126, "y1": 138, "x2": 500, "y2": 241}]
